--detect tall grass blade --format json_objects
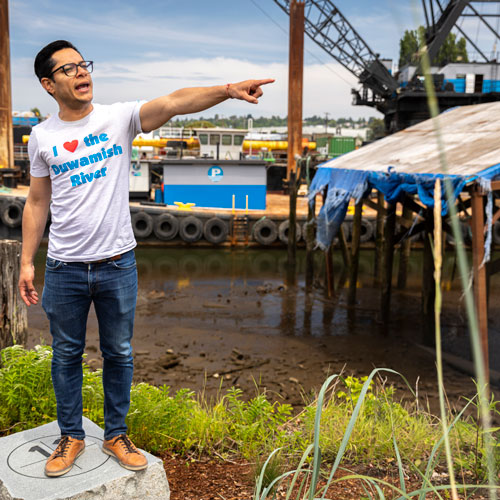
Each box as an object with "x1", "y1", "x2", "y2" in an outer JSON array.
[
  {"x1": 285, "y1": 444, "x2": 314, "y2": 500},
  {"x1": 309, "y1": 373, "x2": 340, "y2": 499},
  {"x1": 255, "y1": 447, "x2": 281, "y2": 499},
  {"x1": 433, "y1": 179, "x2": 459, "y2": 500}
]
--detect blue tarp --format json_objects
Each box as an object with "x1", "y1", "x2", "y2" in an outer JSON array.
[{"x1": 309, "y1": 163, "x2": 500, "y2": 251}]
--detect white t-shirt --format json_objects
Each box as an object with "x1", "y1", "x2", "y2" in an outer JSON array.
[{"x1": 28, "y1": 101, "x2": 145, "y2": 262}]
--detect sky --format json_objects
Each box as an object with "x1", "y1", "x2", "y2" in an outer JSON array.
[{"x1": 9, "y1": 0, "x2": 500, "y2": 120}]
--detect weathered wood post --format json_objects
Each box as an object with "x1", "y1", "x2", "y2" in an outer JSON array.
[
  {"x1": 325, "y1": 244, "x2": 335, "y2": 298},
  {"x1": 0, "y1": 240, "x2": 27, "y2": 350},
  {"x1": 288, "y1": 169, "x2": 298, "y2": 269},
  {"x1": 422, "y1": 208, "x2": 436, "y2": 346},
  {"x1": 0, "y1": 0, "x2": 14, "y2": 170},
  {"x1": 287, "y1": 0, "x2": 304, "y2": 179},
  {"x1": 397, "y1": 196, "x2": 413, "y2": 289},
  {"x1": 374, "y1": 191, "x2": 385, "y2": 286},
  {"x1": 305, "y1": 188, "x2": 316, "y2": 290},
  {"x1": 348, "y1": 199, "x2": 363, "y2": 305},
  {"x1": 381, "y1": 203, "x2": 396, "y2": 329},
  {"x1": 338, "y1": 224, "x2": 351, "y2": 269}
]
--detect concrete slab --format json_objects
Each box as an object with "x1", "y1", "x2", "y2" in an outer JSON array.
[{"x1": 0, "y1": 417, "x2": 170, "y2": 500}]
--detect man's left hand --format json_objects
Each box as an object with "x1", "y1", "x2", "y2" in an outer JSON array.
[{"x1": 228, "y1": 79, "x2": 275, "y2": 104}]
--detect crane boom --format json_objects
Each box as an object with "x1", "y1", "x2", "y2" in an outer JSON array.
[
  {"x1": 272, "y1": 0, "x2": 398, "y2": 97},
  {"x1": 272, "y1": 0, "x2": 500, "y2": 132}
]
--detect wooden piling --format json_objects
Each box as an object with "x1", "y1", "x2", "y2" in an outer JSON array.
[
  {"x1": 470, "y1": 186, "x2": 489, "y2": 375},
  {"x1": 305, "y1": 191, "x2": 316, "y2": 290},
  {"x1": 0, "y1": 0, "x2": 14, "y2": 170},
  {"x1": 287, "y1": 0, "x2": 304, "y2": 178},
  {"x1": 348, "y1": 199, "x2": 363, "y2": 306},
  {"x1": 381, "y1": 203, "x2": 396, "y2": 329},
  {"x1": 397, "y1": 197, "x2": 413, "y2": 289},
  {"x1": 374, "y1": 191, "x2": 384, "y2": 286},
  {"x1": 422, "y1": 208, "x2": 436, "y2": 346},
  {"x1": 0, "y1": 240, "x2": 27, "y2": 350},
  {"x1": 325, "y1": 244, "x2": 335, "y2": 298},
  {"x1": 338, "y1": 224, "x2": 351, "y2": 269},
  {"x1": 288, "y1": 169, "x2": 298, "y2": 269}
]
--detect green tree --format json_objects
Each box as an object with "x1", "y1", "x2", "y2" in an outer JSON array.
[
  {"x1": 184, "y1": 120, "x2": 216, "y2": 128},
  {"x1": 367, "y1": 118, "x2": 385, "y2": 141},
  {"x1": 399, "y1": 27, "x2": 468, "y2": 67}
]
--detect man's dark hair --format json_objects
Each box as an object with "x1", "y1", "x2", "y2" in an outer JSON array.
[{"x1": 34, "y1": 40, "x2": 82, "y2": 81}]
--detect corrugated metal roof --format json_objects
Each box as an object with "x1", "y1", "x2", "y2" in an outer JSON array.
[{"x1": 321, "y1": 101, "x2": 500, "y2": 177}]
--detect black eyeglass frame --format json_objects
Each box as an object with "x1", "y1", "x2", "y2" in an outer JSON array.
[{"x1": 48, "y1": 60, "x2": 94, "y2": 78}]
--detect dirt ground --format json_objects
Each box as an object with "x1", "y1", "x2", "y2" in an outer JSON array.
[{"x1": 162, "y1": 454, "x2": 489, "y2": 500}]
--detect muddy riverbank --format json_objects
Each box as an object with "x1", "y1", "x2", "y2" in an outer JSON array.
[{"x1": 24, "y1": 246, "x2": 500, "y2": 414}]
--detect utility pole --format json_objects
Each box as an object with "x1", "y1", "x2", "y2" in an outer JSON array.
[
  {"x1": 324, "y1": 112, "x2": 329, "y2": 134},
  {"x1": 0, "y1": 0, "x2": 13, "y2": 170},
  {"x1": 287, "y1": 0, "x2": 304, "y2": 178}
]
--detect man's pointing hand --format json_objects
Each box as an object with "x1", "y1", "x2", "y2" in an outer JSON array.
[{"x1": 227, "y1": 79, "x2": 275, "y2": 104}]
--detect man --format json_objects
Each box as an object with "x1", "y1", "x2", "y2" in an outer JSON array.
[{"x1": 18, "y1": 40, "x2": 273, "y2": 478}]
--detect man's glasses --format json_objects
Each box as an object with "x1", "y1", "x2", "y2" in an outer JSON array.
[{"x1": 49, "y1": 61, "x2": 93, "y2": 78}]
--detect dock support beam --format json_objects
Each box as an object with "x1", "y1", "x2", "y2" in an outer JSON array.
[
  {"x1": 397, "y1": 197, "x2": 413, "y2": 290},
  {"x1": 287, "y1": 0, "x2": 304, "y2": 178},
  {"x1": 0, "y1": 0, "x2": 14, "y2": 170},
  {"x1": 422, "y1": 208, "x2": 436, "y2": 346},
  {"x1": 348, "y1": 199, "x2": 363, "y2": 306},
  {"x1": 325, "y1": 244, "x2": 335, "y2": 298},
  {"x1": 471, "y1": 187, "x2": 489, "y2": 375},
  {"x1": 374, "y1": 191, "x2": 384, "y2": 286},
  {"x1": 287, "y1": 169, "x2": 298, "y2": 274},
  {"x1": 305, "y1": 195, "x2": 315, "y2": 290},
  {"x1": 381, "y1": 202, "x2": 396, "y2": 329}
]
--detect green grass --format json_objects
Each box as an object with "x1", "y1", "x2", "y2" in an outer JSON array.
[{"x1": 1, "y1": 344, "x2": 495, "y2": 485}]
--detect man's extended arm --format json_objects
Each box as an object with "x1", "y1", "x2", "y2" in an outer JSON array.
[
  {"x1": 139, "y1": 79, "x2": 274, "y2": 133},
  {"x1": 19, "y1": 175, "x2": 52, "y2": 307}
]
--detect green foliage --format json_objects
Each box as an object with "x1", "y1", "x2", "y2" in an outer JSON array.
[
  {"x1": 399, "y1": 28, "x2": 421, "y2": 67},
  {"x1": 1, "y1": 345, "x2": 496, "y2": 487},
  {"x1": 183, "y1": 120, "x2": 216, "y2": 129},
  {"x1": 399, "y1": 26, "x2": 469, "y2": 67},
  {"x1": 0, "y1": 345, "x2": 56, "y2": 433},
  {"x1": 254, "y1": 371, "x2": 496, "y2": 500},
  {"x1": 166, "y1": 114, "x2": 369, "y2": 130},
  {"x1": 0, "y1": 346, "x2": 293, "y2": 459},
  {"x1": 367, "y1": 117, "x2": 385, "y2": 141}
]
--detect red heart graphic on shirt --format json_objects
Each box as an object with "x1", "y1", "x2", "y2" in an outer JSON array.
[{"x1": 63, "y1": 140, "x2": 78, "y2": 153}]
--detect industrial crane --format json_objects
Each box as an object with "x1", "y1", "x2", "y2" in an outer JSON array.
[{"x1": 272, "y1": 0, "x2": 500, "y2": 132}]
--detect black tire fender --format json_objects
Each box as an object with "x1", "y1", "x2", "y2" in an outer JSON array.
[
  {"x1": 252, "y1": 218, "x2": 278, "y2": 246},
  {"x1": 1, "y1": 200, "x2": 24, "y2": 228},
  {"x1": 179, "y1": 215, "x2": 203, "y2": 243},
  {"x1": 131, "y1": 211, "x2": 153, "y2": 239},
  {"x1": 278, "y1": 219, "x2": 301, "y2": 244},
  {"x1": 359, "y1": 219, "x2": 374, "y2": 243},
  {"x1": 153, "y1": 213, "x2": 179, "y2": 241},
  {"x1": 203, "y1": 217, "x2": 228, "y2": 244}
]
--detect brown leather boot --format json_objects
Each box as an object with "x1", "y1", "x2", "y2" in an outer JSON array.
[
  {"x1": 102, "y1": 434, "x2": 148, "y2": 471},
  {"x1": 44, "y1": 435, "x2": 85, "y2": 477}
]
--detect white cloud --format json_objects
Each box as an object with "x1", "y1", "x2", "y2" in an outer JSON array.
[{"x1": 12, "y1": 56, "x2": 380, "y2": 120}]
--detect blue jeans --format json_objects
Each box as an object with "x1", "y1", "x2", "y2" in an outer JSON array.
[{"x1": 42, "y1": 250, "x2": 137, "y2": 440}]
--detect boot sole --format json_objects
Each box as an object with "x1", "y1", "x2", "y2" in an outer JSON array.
[
  {"x1": 45, "y1": 447, "x2": 85, "y2": 477},
  {"x1": 102, "y1": 446, "x2": 148, "y2": 471}
]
